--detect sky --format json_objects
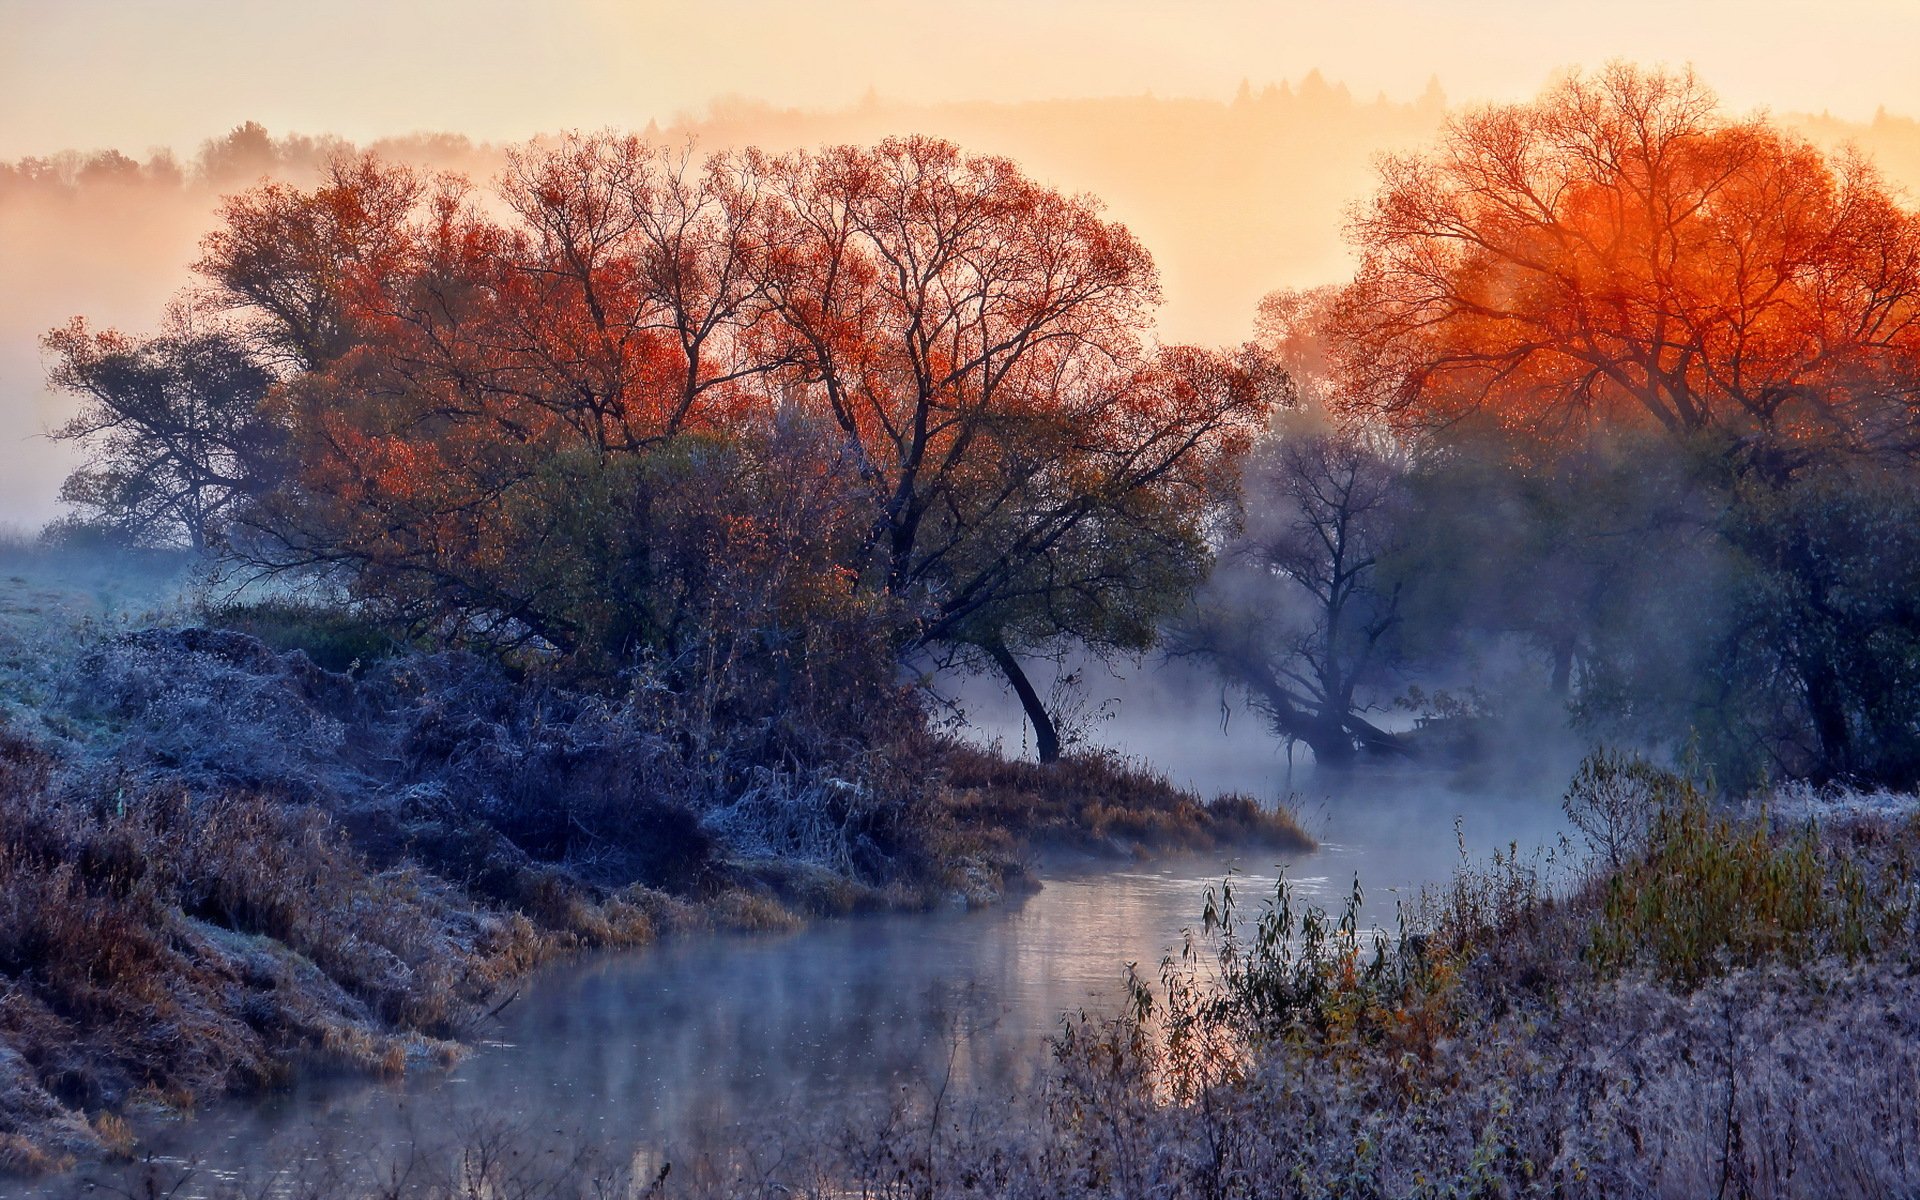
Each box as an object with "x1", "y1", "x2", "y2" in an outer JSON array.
[
  {"x1": 5, "y1": 0, "x2": 1920, "y2": 529},
  {"x1": 5, "y1": 0, "x2": 1920, "y2": 159}
]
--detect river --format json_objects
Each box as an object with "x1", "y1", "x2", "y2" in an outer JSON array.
[{"x1": 45, "y1": 747, "x2": 1575, "y2": 1198}]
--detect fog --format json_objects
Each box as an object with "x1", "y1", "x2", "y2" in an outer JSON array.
[
  {"x1": 7, "y1": 84, "x2": 1919, "y2": 531},
  {"x1": 14, "y1": 0, "x2": 1920, "y2": 157}
]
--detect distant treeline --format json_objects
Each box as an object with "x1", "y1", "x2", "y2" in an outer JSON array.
[{"x1": 39, "y1": 64, "x2": 1920, "y2": 790}]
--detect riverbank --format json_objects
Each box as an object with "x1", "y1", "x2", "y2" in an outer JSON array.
[
  {"x1": 0, "y1": 607, "x2": 1311, "y2": 1175},
  {"x1": 646, "y1": 758, "x2": 1919, "y2": 1199},
  {"x1": 76, "y1": 755, "x2": 1913, "y2": 1199}
]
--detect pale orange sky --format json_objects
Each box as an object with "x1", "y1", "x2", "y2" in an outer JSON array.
[
  {"x1": 6, "y1": 1, "x2": 1920, "y2": 528},
  {"x1": 4, "y1": 0, "x2": 1920, "y2": 158}
]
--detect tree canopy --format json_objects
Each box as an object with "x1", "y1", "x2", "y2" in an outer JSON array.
[
  {"x1": 1329, "y1": 65, "x2": 1920, "y2": 458},
  {"x1": 160, "y1": 134, "x2": 1270, "y2": 756}
]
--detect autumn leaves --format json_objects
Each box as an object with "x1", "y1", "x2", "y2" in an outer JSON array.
[
  {"x1": 1325, "y1": 65, "x2": 1920, "y2": 455},
  {"x1": 174, "y1": 137, "x2": 1268, "y2": 756}
]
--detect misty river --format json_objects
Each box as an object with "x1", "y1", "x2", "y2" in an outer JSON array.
[{"x1": 45, "y1": 733, "x2": 1574, "y2": 1197}]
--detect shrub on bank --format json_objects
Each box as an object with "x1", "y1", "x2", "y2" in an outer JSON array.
[
  {"x1": 935, "y1": 742, "x2": 1313, "y2": 858},
  {"x1": 0, "y1": 731, "x2": 532, "y2": 1170},
  {"x1": 0, "y1": 610, "x2": 1308, "y2": 1175},
  {"x1": 205, "y1": 597, "x2": 402, "y2": 674}
]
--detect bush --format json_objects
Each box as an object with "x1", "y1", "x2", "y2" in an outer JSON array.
[
  {"x1": 1587, "y1": 764, "x2": 1914, "y2": 985},
  {"x1": 1561, "y1": 745, "x2": 1662, "y2": 871},
  {"x1": 205, "y1": 597, "x2": 401, "y2": 673},
  {"x1": 1143, "y1": 870, "x2": 1463, "y2": 1097},
  {"x1": 934, "y1": 743, "x2": 1314, "y2": 856}
]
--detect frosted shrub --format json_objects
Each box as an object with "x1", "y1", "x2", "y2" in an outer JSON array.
[
  {"x1": 1562, "y1": 745, "x2": 1663, "y2": 872},
  {"x1": 67, "y1": 629, "x2": 346, "y2": 791},
  {"x1": 700, "y1": 765, "x2": 880, "y2": 873}
]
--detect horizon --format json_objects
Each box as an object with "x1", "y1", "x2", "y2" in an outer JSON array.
[
  {"x1": 10, "y1": 2, "x2": 1920, "y2": 528},
  {"x1": 8, "y1": 1, "x2": 1920, "y2": 158}
]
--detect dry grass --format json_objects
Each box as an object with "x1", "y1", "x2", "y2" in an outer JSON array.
[
  {"x1": 0, "y1": 614, "x2": 1296, "y2": 1177},
  {"x1": 933, "y1": 741, "x2": 1315, "y2": 858},
  {"x1": 0, "y1": 729, "x2": 563, "y2": 1166}
]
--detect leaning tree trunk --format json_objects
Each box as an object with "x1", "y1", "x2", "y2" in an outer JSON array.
[
  {"x1": 1344, "y1": 710, "x2": 1415, "y2": 759},
  {"x1": 1305, "y1": 719, "x2": 1358, "y2": 766},
  {"x1": 1247, "y1": 675, "x2": 1357, "y2": 766},
  {"x1": 986, "y1": 643, "x2": 1061, "y2": 764},
  {"x1": 1801, "y1": 660, "x2": 1854, "y2": 783},
  {"x1": 1247, "y1": 676, "x2": 1411, "y2": 765}
]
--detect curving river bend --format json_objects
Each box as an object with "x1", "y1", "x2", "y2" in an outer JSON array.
[{"x1": 42, "y1": 749, "x2": 1573, "y2": 1198}]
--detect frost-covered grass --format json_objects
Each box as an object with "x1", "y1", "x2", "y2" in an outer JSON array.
[
  {"x1": 95, "y1": 757, "x2": 1920, "y2": 1199},
  {"x1": 0, "y1": 732, "x2": 535, "y2": 1173},
  {"x1": 0, "y1": 588, "x2": 1301, "y2": 1176},
  {"x1": 1755, "y1": 777, "x2": 1920, "y2": 824}
]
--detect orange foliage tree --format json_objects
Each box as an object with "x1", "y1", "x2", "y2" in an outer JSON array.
[
  {"x1": 1329, "y1": 65, "x2": 1920, "y2": 459},
  {"x1": 750, "y1": 139, "x2": 1269, "y2": 755},
  {"x1": 195, "y1": 137, "x2": 1269, "y2": 756}
]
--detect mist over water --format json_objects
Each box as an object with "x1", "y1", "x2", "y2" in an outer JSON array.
[
  {"x1": 946, "y1": 650, "x2": 1578, "y2": 861},
  {"x1": 45, "y1": 657, "x2": 1577, "y2": 1199}
]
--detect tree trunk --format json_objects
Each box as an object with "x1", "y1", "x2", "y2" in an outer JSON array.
[
  {"x1": 1802, "y1": 662, "x2": 1853, "y2": 783},
  {"x1": 1306, "y1": 720, "x2": 1358, "y2": 766},
  {"x1": 1344, "y1": 711, "x2": 1415, "y2": 758},
  {"x1": 1549, "y1": 636, "x2": 1575, "y2": 698},
  {"x1": 1249, "y1": 676, "x2": 1362, "y2": 765},
  {"x1": 986, "y1": 643, "x2": 1061, "y2": 764}
]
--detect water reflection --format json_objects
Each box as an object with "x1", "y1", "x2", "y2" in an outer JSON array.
[{"x1": 48, "y1": 763, "x2": 1571, "y2": 1197}]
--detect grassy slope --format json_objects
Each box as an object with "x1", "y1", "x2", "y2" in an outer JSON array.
[{"x1": 0, "y1": 545, "x2": 1311, "y2": 1175}]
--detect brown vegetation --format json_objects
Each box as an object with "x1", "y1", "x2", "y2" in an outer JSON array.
[
  {"x1": 934, "y1": 741, "x2": 1312, "y2": 859},
  {"x1": 0, "y1": 730, "x2": 509, "y2": 1168},
  {"x1": 68, "y1": 755, "x2": 1920, "y2": 1198},
  {"x1": 0, "y1": 609, "x2": 1302, "y2": 1175}
]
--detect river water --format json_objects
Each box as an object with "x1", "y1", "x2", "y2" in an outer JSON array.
[{"x1": 46, "y1": 747, "x2": 1574, "y2": 1198}]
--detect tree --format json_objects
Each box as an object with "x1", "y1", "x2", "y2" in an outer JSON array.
[
  {"x1": 197, "y1": 153, "x2": 422, "y2": 372},
  {"x1": 204, "y1": 139, "x2": 836, "y2": 658},
  {"x1": 752, "y1": 139, "x2": 1268, "y2": 755},
  {"x1": 1330, "y1": 64, "x2": 1920, "y2": 459},
  {"x1": 1275, "y1": 65, "x2": 1920, "y2": 787},
  {"x1": 45, "y1": 313, "x2": 278, "y2": 551},
  {"x1": 191, "y1": 136, "x2": 1268, "y2": 757},
  {"x1": 1390, "y1": 424, "x2": 1724, "y2": 701},
  {"x1": 1710, "y1": 460, "x2": 1920, "y2": 787},
  {"x1": 1173, "y1": 412, "x2": 1410, "y2": 764}
]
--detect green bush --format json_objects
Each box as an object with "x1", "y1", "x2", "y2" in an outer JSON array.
[
  {"x1": 1584, "y1": 757, "x2": 1909, "y2": 985},
  {"x1": 204, "y1": 598, "x2": 400, "y2": 673}
]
